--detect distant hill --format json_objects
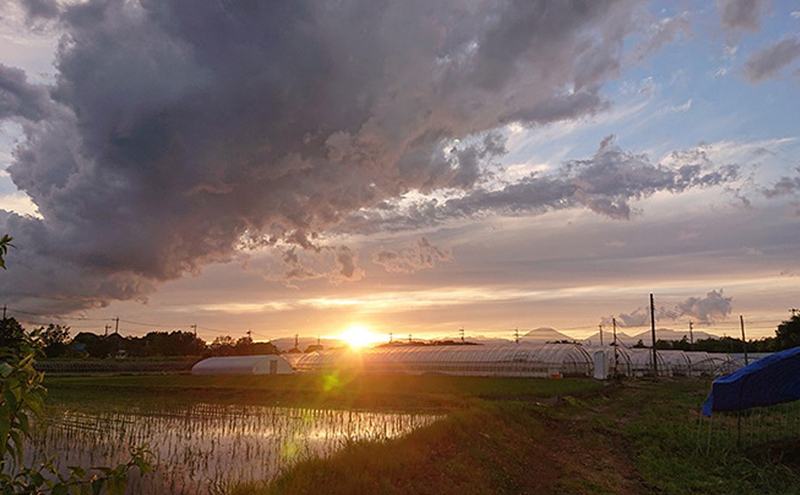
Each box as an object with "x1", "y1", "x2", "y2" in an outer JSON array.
[
  {"x1": 582, "y1": 331, "x2": 635, "y2": 346},
  {"x1": 520, "y1": 327, "x2": 575, "y2": 343},
  {"x1": 583, "y1": 328, "x2": 716, "y2": 346}
]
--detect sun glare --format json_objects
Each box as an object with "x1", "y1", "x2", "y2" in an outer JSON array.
[{"x1": 341, "y1": 325, "x2": 382, "y2": 349}]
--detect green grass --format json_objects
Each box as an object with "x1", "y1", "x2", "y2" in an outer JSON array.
[
  {"x1": 42, "y1": 374, "x2": 800, "y2": 494},
  {"x1": 44, "y1": 373, "x2": 602, "y2": 410},
  {"x1": 229, "y1": 378, "x2": 800, "y2": 495},
  {"x1": 557, "y1": 379, "x2": 800, "y2": 495},
  {"x1": 230, "y1": 403, "x2": 558, "y2": 495}
]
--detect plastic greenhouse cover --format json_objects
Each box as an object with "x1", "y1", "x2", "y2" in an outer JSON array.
[{"x1": 702, "y1": 346, "x2": 800, "y2": 417}]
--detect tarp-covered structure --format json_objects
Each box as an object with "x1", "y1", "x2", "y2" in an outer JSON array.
[
  {"x1": 702, "y1": 346, "x2": 800, "y2": 417},
  {"x1": 294, "y1": 344, "x2": 593, "y2": 378},
  {"x1": 192, "y1": 355, "x2": 293, "y2": 375}
]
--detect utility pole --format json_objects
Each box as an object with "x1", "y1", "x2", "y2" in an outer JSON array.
[
  {"x1": 114, "y1": 317, "x2": 120, "y2": 335},
  {"x1": 2, "y1": 304, "x2": 6, "y2": 320},
  {"x1": 294, "y1": 334, "x2": 299, "y2": 349},
  {"x1": 599, "y1": 324, "x2": 604, "y2": 346},
  {"x1": 740, "y1": 315, "x2": 749, "y2": 366},
  {"x1": 650, "y1": 294, "x2": 658, "y2": 377},
  {"x1": 459, "y1": 326, "x2": 465, "y2": 343},
  {"x1": 104, "y1": 324, "x2": 110, "y2": 337},
  {"x1": 514, "y1": 327, "x2": 520, "y2": 344},
  {"x1": 689, "y1": 321, "x2": 694, "y2": 345},
  {"x1": 190, "y1": 324, "x2": 197, "y2": 337},
  {"x1": 612, "y1": 317, "x2": 618, "y2": 377},
  {"x1": 612, "y1": 318, "x2": 617, "y2": 345}
]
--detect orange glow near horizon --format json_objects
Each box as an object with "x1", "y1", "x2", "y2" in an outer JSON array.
[{"x1": 340, "y1": 325, "x2": 384, "y2": 349}]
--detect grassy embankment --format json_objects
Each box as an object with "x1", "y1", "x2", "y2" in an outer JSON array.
[{"x1": 45, "y1": 375, "x2": 800, "y2": 494}]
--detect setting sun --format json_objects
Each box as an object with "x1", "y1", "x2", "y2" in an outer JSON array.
[{"x1": 340, "y1": 325, "x2": 383, "y2": 349}]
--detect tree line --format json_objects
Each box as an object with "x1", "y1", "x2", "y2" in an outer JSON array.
[
  {"x1": 0, "y1": 317, "x2": 278, "y2": 359},
  {"x1": 630, "y1": 315, "x2": 800, "y2": 353}
]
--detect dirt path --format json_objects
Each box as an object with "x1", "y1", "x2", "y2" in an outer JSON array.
[{"x1": 531, "y1": 388, "x2": 650, "y2": 495}]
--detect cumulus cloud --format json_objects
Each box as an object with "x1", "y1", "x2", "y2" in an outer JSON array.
[
  {"x1": 0, "y1": 0, "x2": 655, "y2": 312},
  {"x1": 17, "y1": 0, "x2": 60, "y2": 23},
  {"x1": 743, "y1": 36, "x2": 800, "y2": 83},
  {"x1": 762, "y1": 167, "x2": 800, "y2": 197},
  {"x1": 341, "y1": 136, "x2": 739, "y2": 233},
  {"x1": 717, "y1": 0, "x2": 771, "y2": 35},
  {"x1": 602, "y1": 290, "x2": 734, "y2": 327},
  {"x1": 279, "y1": 244, "x2": 363, "y2": 284},
  {"x1": 675, "y1": 290, "x2": 734, "y2": 323},
  {"x1": 372, "y1": 237, "x2": 453, "y2": 273},
  {"x1": 0, "y1": 64, "x2": 52, "y2": 121}
]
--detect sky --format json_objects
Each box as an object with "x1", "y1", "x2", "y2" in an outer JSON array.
[{"x1": 0, "y1": 0, "x2": 799, "y2": 343}]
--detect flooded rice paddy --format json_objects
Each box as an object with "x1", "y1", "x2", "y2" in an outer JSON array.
[{"x1": 25, "y1": 400, "x2": 441, "y2": 494}]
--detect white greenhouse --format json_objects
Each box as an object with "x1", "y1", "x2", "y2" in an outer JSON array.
[
  {"x1": 707, "y1": 353, "x2": 736, "y2": 375},
  {"x1": 191, "y1": 355, "x2": 293, "y2": 375},
  {"x1": 625, "y1": 348, "x2": 670, "y2": 377},
  {"x1": 684, "y1": 352, "x2": 717, "y2": 376},
  {"x1": 659, "y1": 350, "x2": 692, "y2": 376},
  {"x1": 293, "y1": 344, "x2": 594, "y2": 378}
]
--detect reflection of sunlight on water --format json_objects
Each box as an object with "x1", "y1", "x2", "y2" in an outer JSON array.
[{"x1": 26, "y1": 402, "x2": 441, "y2": 495}]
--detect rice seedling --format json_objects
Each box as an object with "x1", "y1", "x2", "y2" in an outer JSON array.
[{"x1": 25, "y1": 399, "x2": 441, "y2": 494}]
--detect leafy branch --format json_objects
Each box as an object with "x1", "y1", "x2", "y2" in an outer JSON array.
[
  {"x1": 0, "y1": 234, "x2": 13, "y2": 270},
  {"x1": 1, "y1": 331, "x2": 154, "y2": 494}
]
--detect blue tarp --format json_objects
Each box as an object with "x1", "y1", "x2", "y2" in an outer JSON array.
[{"x1": 702, "y1": 346, "x2": 800, "y2": 417}]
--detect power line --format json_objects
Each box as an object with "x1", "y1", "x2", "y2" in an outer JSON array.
[{"x1": 118, "y1": 318, "x2": 184, "y2": 329}]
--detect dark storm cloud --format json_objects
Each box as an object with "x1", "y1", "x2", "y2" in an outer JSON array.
[
  {"x1": 743, "y1": 36, "x2": 800, "y2": 83},
  {"x1": 17, "y1": 0, "x2": 60, "y2": 22},
  {"x1": 602, "y1": 290, "x2": 733, "y2": 327},
  {"x1": 0, "y1": 64, "x2": 51, "y2": 121},
  {"x1": 0, "y1": 0, "x2": 656, "y2": 312},
  {"x1": 717, "y1": 0, "x2": 771, "y2": 34},
  {"x1": 341, "y1": 136, "x2": 740, "y2": 233},
  {"x1": 372, "y1": 237, "x2": 453, "y2": 274}
]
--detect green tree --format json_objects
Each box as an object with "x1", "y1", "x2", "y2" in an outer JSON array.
[
  {"x1": 38, "y1": 324, "x2": 72, "y2": 358},
  {"x1": 0, "y1": 318, "x2": 26, "y2": 351},
  {"x1": 774, "y1": 315, "x2": 800, "y2": 351}
]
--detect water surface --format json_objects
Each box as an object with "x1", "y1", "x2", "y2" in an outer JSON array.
[{"x1": 26, "y1": 401, "x2": 440, "y2": 494}]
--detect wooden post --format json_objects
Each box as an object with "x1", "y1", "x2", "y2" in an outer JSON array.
[
  {"x1": 740, "y1": 315, "x2": 749, "y2": 366},
  {"x1": 650, "y1": 294, "x2": 658, "y2": 376}
]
